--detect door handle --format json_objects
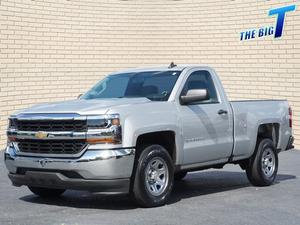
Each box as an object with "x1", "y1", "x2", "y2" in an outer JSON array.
[{"x1": 218, "y1": 109, "x2": 228, "y2": 115}]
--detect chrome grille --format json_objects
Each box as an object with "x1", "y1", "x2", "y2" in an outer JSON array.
[
  {"x1": 15, "y1": 120, "x2": 87, "y2": 132},
  {"x1": 17, "y1": 139, "x2": 87, "y2": 154}
]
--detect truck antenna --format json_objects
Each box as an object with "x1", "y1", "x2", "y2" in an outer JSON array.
[{"x1": 168, "y1": 62, "x2": 177, "y2": 69}]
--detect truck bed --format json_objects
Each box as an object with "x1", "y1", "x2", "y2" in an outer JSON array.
[{"x1": 230, "y1": 100, "x2": 291, "y2": 161}]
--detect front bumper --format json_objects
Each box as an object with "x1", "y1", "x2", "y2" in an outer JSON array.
[{"x1": 4, "y1": 144, "x2": 135, "y2": 193}]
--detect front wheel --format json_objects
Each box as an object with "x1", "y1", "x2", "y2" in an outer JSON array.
[
  {"x1": 246, "y1": 138, "x2": 278, "y2": 186},
  {"x1": 28, "y1": 186, "x2": 65, "y2": 198},
  {"x1": 130, "y1": 144, "x2": 174, "y2": 207}
]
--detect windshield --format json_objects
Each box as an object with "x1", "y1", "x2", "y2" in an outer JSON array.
[{"x1": 82, "y1": 70, "x2": 181, "y2": 101}]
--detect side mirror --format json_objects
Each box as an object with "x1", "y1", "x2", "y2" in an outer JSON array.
[
  {"x1": 180, "y1": 89, "x2": 209, "y2": 105},
  {"x1": 77, "y1": 94, "x2": 83, "y2": 99}
]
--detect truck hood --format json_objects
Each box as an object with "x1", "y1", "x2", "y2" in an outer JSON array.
[{"x1": 15, "y1": 98, "x2": 151, "y2": 116}]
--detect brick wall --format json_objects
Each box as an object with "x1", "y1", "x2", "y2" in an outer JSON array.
[{"x1": 1, "y1": 0, "x2": 299, "y2": 148}]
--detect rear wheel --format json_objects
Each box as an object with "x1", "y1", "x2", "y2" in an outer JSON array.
[
  {"x1": 130, "y1": 144, "x2": 174, "y2": 207},
  {"x1": 28, "y1": 186, "x2": 65, "y2": 198},
  {"x1": 246, "y1": 138, "x2": 278, "y2": 186}
]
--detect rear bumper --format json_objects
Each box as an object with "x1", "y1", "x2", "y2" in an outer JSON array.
[
  {"x1": 4, "y1": 144, "x2": 135, "y2": 193},
  {"x1": 285, "y1": 136, "x2": 294, "y2": 151}
]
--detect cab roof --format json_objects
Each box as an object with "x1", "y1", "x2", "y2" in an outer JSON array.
[{"x1": 109, "y1": 65, "x2": 213, "y2": 75}]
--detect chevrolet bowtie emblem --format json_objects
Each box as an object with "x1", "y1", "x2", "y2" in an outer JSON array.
[{"x1": 35, "y1": 131, "x2": 48, "y2": 139}]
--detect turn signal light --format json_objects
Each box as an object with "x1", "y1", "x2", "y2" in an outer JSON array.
[
  {"x1": 111, "y1": 118, "x2": 120, "y2": 126},
  {"x1": 7, "y1": 136, "x2": 16, "y2": 142},
  {"x1": 86, "y1": 137, "x2": 120, "y2": 144}
]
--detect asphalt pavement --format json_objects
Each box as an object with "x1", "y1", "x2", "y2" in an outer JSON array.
[{"x1": 0, "y1": 150, "x2": 299, "y2": 225}]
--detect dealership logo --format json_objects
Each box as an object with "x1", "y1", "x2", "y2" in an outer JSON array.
[{"x1": 240, "y1": 5, "x2": 296, "y2": 41}]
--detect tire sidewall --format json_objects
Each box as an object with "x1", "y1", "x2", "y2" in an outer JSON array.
[{"x1": 256, "y1": 139, "x2": 278, "y2": 184}]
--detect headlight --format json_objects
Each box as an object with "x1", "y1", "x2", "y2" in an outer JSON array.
[
  {"x1": 86, "y1": 114, "x2": 122, "y2": 144},
  {"x1": 8, "y1": 118, "x2": 17, "y2": 130},
  {"x1": 7, "y1": 118, "x2": 17, "y2": 142},
  {"x1": 87, "y1": 114, "x2": 120, "y2": 129}
]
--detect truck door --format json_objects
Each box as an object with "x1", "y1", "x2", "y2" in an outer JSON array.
[{"x1": 177, "y1": 69, "x2": 233, "y2": 165}]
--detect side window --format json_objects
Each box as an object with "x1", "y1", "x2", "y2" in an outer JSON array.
[{"x1": 181, "y1": 70, "x2": 219, "y2": 104}]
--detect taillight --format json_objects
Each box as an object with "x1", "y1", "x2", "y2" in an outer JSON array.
[{"x1": 288, "y1": 106, "x2": 292, "y2": 128}]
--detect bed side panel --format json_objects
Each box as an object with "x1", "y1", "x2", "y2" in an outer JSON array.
[{"x1": 230, "y1": 100, "x2": 291, "y2": 160}]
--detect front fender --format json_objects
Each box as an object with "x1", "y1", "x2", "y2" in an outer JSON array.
[{"x1": 122, "y1": 117, "x2": 183, "y2": 165}]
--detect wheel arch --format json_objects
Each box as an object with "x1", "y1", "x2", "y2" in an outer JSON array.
[
  {"x1": 257, "y1": 123, "x2": 280, "y2": 149},
  {"x1": 135, "y1": 130, "x2": 177, "y2": 164}
]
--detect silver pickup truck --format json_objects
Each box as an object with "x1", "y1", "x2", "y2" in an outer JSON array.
[{"x1": 5, "y1": 65, "x2": 294, "y2": 207}]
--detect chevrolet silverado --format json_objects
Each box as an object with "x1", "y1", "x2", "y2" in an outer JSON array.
[{"x1": 5, "y1": 64, "x2": 294, "y2": 207}]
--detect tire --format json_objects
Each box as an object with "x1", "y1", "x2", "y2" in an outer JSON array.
[
  {"x1": 246, "y1": 138, "x2": 278, "y2": 186},
  {"x1": 28, "y1": 186, "x2": 65, "y2": 198},
  {"x1": 174, "y1": 171, "x2": 187, "y2": 181},
  {"x1": 130, "y1": 144, "x2": 174, "y2": 207}
]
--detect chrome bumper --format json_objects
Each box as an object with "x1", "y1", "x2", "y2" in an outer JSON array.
[{"x1": 5, "y1": 145, "x2": 135, "y2": 193}]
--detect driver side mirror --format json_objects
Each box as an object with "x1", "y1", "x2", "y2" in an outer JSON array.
[
  {"x1": 77, "y1": 94, "x2": 83, "y2": 99},
  {"x1": 180, "y1": 89, "x2": 209, "y2": 105}
]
